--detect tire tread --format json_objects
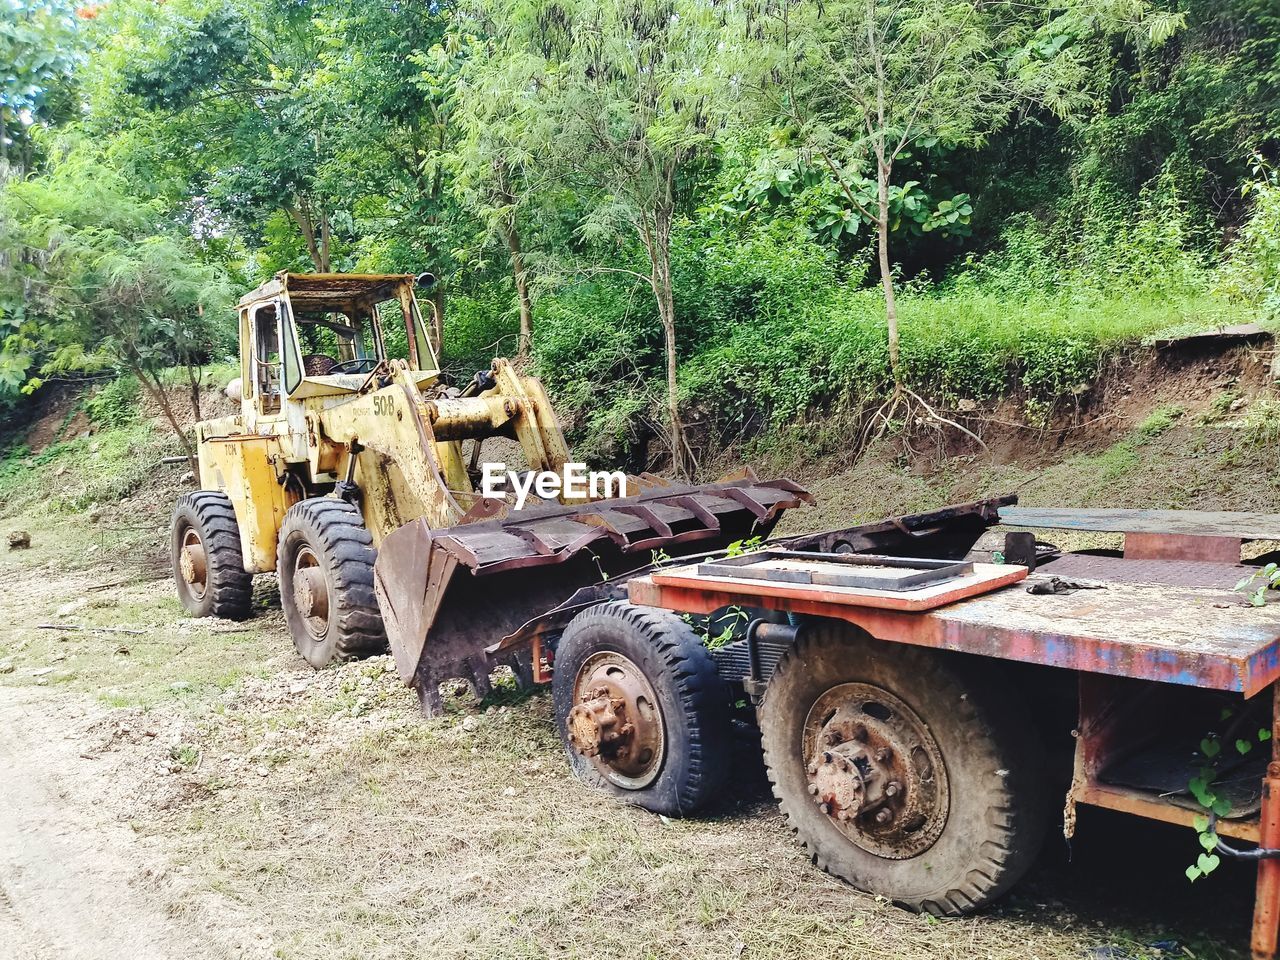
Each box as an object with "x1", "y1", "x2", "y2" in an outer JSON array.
[
  {"x1": 277, "y1": 498, "x2": 385, "y2": 663},
  {"x1": 171, "y1": 491, "x2": 253, "y2": 620},
  {"x1": 760, "y1": 624, "x2": 1046, "y2": 916},
  {"x1": 553, "y1": 601, "x2": 730, "y2": 815}
]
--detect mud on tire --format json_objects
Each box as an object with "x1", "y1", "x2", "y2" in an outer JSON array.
[
  {"x1": 277, "y1": 498, "x2": 386, "y2": 668},
  {"x1": 759, "y1": 622, "x2": 1048, "y2": 916},
  {"x1": 171, "y1": 491, "x2": 253, "y2": 620},
  {"x1": 552, "y1": 601, "x2": 732, "y2": 817}
]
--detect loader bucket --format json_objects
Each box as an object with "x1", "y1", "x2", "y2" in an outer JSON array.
[{"x1": 373, "y1": 475, "x2": 811, "y2": 714}]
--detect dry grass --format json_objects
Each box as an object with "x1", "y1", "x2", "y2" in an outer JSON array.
[
  {"x1": 171, "y1": 699, "x2": 1080, "y2": 960},
  {"x1": 133, "y1": 662, "x2": 1244, "y2": 960}
]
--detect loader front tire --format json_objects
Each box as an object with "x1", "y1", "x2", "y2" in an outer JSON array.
[
  {"x1": 171, "y1": 491, "x2": 253, "y2": 621},
  {"x1": 552, "y1": 601, "x2": 731, "y2": 817},
  {"x1": 277, "y1": 499, "x2": 386, "y2": 668},
  {"x1": 760, "y1": 623, "x2": 1047, "y2": 916}
]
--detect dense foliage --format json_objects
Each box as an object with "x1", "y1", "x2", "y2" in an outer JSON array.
[{"x1": 1, "y1": 0, "x2": 1279, "y2": 470}]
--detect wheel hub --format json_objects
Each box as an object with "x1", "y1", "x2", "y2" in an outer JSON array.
[
  {"x1": 567, "y1": 692, "x2": 629, "y2": 757},
  {"x1": 179, "y1": 530, "x2": 207, "y2": 598},
  {"x1": 803, "y1": 682, "x2": 949, "y2": 859},
  {"x1": 292, "y1": 548, "x2": 330, "y2": 634},
  {"x1": 568, "y1": 651, "x2": 665, "y2": 789}
]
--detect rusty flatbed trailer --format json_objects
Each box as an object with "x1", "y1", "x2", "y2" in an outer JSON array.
[{"x1": 597, "y1": 502, "x2": 1280, "y2": 956}]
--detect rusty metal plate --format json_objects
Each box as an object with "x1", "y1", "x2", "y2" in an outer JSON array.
[
  {"x1": 374, "y1": 476, "x2": 811, "y2": 714},
  {"x1": 1123, "y1": 531, "x2": 1243, "y2": 563},
  {"x1": 693, "y1": 552, "x2": 973, "y2": 591},
  {"x1": 433, "y1": 478, "x2": 811, "y2": 573},
  {"x1": 883, "y1": 579, "x2": 1280, "y2": 695},
  {"x1": 494, "y1": 498, "x2": 1018, "y2": 658},
  {"x1": 1043, "y1": 553, "x2": 1261, "y2": 590}
]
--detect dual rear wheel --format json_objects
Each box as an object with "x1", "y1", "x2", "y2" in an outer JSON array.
[{"x1": 552, "y1": 603, "x2": 1047, "y2": 915}]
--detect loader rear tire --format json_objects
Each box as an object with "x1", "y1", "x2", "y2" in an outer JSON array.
[
  {"x1": 760, "y1": 623, "x2": 1047, "y2": 916},
  {"x1": 171, "y1": 491, "x2": 253, "y2": 620},
  {"x1": 277, "y1": 498, "x2": 386, "y2": 668},
  {"x1": 552, "y1": 601, "x2": 731, "y2": 817}
]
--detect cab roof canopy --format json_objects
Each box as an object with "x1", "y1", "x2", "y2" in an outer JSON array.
[{"x1": 238, "y1": 272, "x2": 416, "y2": 315}]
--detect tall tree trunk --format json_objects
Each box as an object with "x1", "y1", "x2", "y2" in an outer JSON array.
[
  {"x1": 288, "y1": 201, "x2": 326, "y2": 273},
  {"x1": 876, "y1": 161, "x2": 901, "y2": 391},
  {"x1": 503, "y1": 217, "x2": 534, "y2": 360},
  {"x1": 318, "y1": 204, "x2": 332, "y2": 273},
  {"x1": 128, "y1": 360, "x2": 194, "y2": 462},
  {"x1": 648, "y1": 212, "x2": 687, "y2": 479},
  {"x1": 185, "y1": 363, "x2": 203, "y2": 423}
]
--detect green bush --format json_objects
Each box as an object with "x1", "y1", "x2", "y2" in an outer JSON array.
[
  {"x1": 1219, "y1": 161, "x2": 1280, "y2": 319},
  {"x1": 84, "y1": 374, "x2": 140, "y2": 428},
  {"x1": 443, "y1": 282, "x2": 522, "y2": 380}
]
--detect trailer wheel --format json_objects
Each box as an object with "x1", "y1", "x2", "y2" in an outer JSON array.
[
  {"x1": 171, "y1": 491, "x2": 253, "y2": 620},
  {"x1": 277, "y1": 498, "x2": 386, "y2": 668},
  {"x1": 760, "y1": 623, "x2": 1047, "y2": 915},
  {"x1": 552, "y1": 601, "x2": 731, "y2": 816}
]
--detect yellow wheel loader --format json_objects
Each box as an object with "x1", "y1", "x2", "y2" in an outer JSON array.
[{"x1": 171, "y1": 272, "x2": 809, "y2": 713}]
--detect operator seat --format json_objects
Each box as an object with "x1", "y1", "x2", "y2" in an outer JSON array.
[{"x1": 303, "y1": 354, "x2": 338, "y2": 376}]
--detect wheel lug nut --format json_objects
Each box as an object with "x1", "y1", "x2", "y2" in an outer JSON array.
[
  {"x1": 875, "y1": 808, "x2": 892, "y2": 825},
  {"x1": 808, "y1": 783, "x2": 819, "y2": 795},
  {"x1": 819, "y1": 803, "x2": 831, "y2": 815},
  {"x1": 875, "y1": 747, "x2": 892, "y2": 763},
  {"x1": 885, "y1": 781, "x2": 901, "y2": 798},
  {"x1": 808, "y1": 762, "x2": 818, "y2": 774}
]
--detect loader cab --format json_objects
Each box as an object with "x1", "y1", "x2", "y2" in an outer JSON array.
[{"x1": 236, "y1": 273, "x2": 439, "y2": 420}]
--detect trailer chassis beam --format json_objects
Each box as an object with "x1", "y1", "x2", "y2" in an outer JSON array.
[{"x1": 1253, "y1": 684, "x2": 1280, "y2": 959}]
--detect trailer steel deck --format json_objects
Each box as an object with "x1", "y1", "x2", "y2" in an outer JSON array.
[{"x1": 631, "y1": 567, "x2": 1280, "y2": 696}]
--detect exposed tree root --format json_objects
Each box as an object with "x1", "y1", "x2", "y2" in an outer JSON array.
[{"x1": 856, "y1": 386, "x2": 989, "y2": 463}]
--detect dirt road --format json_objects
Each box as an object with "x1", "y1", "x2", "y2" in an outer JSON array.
[{"x1": 0, "y1": 689, "x2": 235, "y2": 960}]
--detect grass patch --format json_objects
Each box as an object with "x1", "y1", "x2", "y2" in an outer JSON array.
[
  {"x1": 1136, "y1": 405, "x2": 1184, "y2": 440},
  {"x1": 0, "y1": 417, "x2": 172, "y2": 517},
  {"x1": 157, "y1": 683, "x2": 1252, "y2": 960},
  {"x1": 1241, "y1": 396, "x2": 1280, "y2": 445}
]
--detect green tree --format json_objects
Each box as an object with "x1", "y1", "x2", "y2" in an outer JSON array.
[
  {"x1": 313, "y1": 0, "x2": 461, "y2": 348},
  {"x1": 450, "y1": 24, "x2": 566, "y2": 360},
  {"x1": 482, "y1": 0, "x2": 744, "y2": 475},
  {"x1": 0, "y1": 0, "x2": 82, "y2": 171},
  {"x1": 750, "y1": 0, "x2": 1177, "y2": 397},
  {"x1": 0, "y1": 142, "x2": 231, "y2": 453},
  {"x1": 752, "y1": 0, "x2": 1022, "y2": 394},
  {"x1": 88, "y1": 0, "x2": 355, "y2": 274}
]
